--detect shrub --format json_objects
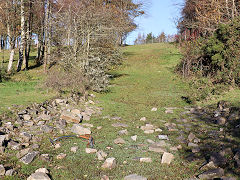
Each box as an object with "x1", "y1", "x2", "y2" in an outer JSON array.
[{"x1": 45, "y1": 67, "x2": 88, "y2": 96}]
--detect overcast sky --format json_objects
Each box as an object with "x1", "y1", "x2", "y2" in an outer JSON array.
[{"x1": 126, "y1": 0, "x2": 184, "y2": 44}]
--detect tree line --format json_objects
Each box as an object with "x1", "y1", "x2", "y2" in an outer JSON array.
[
  {"x1": 0, "y1": 0, "x2": 144, "y2": 91},
  {"x1": 134, "y1": 32, "x2": 176, "y2": 45}
]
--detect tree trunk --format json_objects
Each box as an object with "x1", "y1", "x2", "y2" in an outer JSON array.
[
  {"x1": 7, "y1": 20, "x2": 15, "y2": 73},
  {"x1": 24, "y1": 0, "x2": 33, "y2": 70},
  {"x1": 17, "y1": 0, "x2": 26, "y2": 72},
  {"x1": 44, "y1": 0, "x2": 50, "y2": 72}
]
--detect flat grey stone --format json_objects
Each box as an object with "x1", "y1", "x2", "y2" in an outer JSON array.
[
  {"x1": 27, "y1": 172, "x2": 51, "y2": 180},
  {"x1": 112, "y1": 123, "x2": 128, "y2": 128},
  {"x1": 124, "y1": 174, "x2": 147, "y2": 180},
  {"x1": 20, "y1": 151, "x2": 39, "y2": 164}
]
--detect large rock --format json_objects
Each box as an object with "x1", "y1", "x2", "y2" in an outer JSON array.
[
  {"x1": 124, "y1": 174, "x2": 147, "y2": 180},
  {"x1": 27, "y1": 172, "x2": 51, "y2": 180},
  {"x1": 198, "y1": 168, "x2": 224, "y2": 179},
  {"x1": 60, "y1": 111, "x2": 82, "y2": 124},
  {"x1": 101, "y1": 157, "x2": 116, "y2": 169},
  {"x1": 71, "y1": 124, "x2": 91, "y2": 135},
  {"x1": 20, "y1": 151, "x2": 39, "y2": 164},
  {"x1": 161, "y1": 152, "x2": 174, "y2": 165}
]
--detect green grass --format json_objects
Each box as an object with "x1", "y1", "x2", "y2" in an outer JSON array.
[
  {"x1": 0, "y1": 49, "x2": 56, "y2": 113},
  {"x1": 2, "y1": 43, "x2": 240, "y2": 179},
  {"x1": 10, "y1": 43, "x2": 199, "y2": 180}
]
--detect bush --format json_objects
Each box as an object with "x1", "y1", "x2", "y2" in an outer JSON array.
[
  {"x1": 201, "y1": 18, "x2": 240, "y2": 85},
  {"x1": 45, "y1": 67, "x2": 88, "y2": 95}
]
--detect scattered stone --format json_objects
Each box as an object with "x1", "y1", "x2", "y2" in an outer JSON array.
[
  {"x1": 82, "y1": 123, "x2": 94, "y2": 128},
  {"x1": 71, "y1": 109, "x2": 81, "y2": 115},
  {"x1": 35, "y1": 168, "x2": 49, "y2": 174},
  {"x1": 20, "y1": 132, "x2": 32, "y2": 142},
  {"x1": 112, "y1": 123, "x2": 128, "y2": 128},
  {"x1": 155, "y1": 128, "x2": 163, "y2": 132},
  {"x1": 20, "y1": 151, "x2": 39, "y2": 164},
  {"x1": 198, "y1": 168, "x2": 224, "y2": 179},
  {"x1": 111, "y1": 116, "x2": 122, "y2": 120},
  {"x1": 124, "y1": 174, "x2": 147, "y2": 180},
  {"x1": 119, "y1": 129, "x2": 128, "y2": 135},
  {"x1": 200, "y1": 161, "x2": 217, "y2": 170},
  {"x1": 149, "y1": 144, "x2": 166, "y2": 153},
  {"x1": 71, "y1": 146, "x2": 78, "y2": 153},
  {"x1": 101, "y1": 157, "x2": 116, "y2": 169},
  {"x1": 24, "y1": 121, "x2": 34, "y2": 127},
  {"x1": 56, "y1": 153, "x2": 66, "y2": 160},
  {"x1": 193, "y1": 138, "x2": 201, "y2": 143},
  {"x1": 192, "y1": 147, "x2": 200, "y2": 153},
  {"x1": 151, "y1": 107, "x2": 157, "y2": 112},
  {"x1": 23, "y1": 114, "x2": 31, "y2": 121},
  {"x1": 140, "y1": 117, "x2": 146, "y2": 121},
  {"x1": 71, "y1": 124, "x2": 91, "y2": 135},
  {"x1": 40, "y1": 154, "x2": 51, "y2": 162},
  {"x1": 188, "y1": 133, "x2": 196, "y2": 142},
  {"x1": 141, "y1": 124, "x2": 154, "y2": 131},
  {"x1": 40, "y1": 114, "x2": 51, "y2": 121},
  {"x1": 85, "y1": 148, "x2": 97, "y2": 154},
  {"x1": 0, "y1": 164, "x2": 5, "y2": 176},
  {"x1": 0, "y1": 135, "x2": 6, "y2": 146},
  {"x1": 55, "y1": 143, "x2": 61, "y2": 149},
  {"x1": 217, "y1": 117, "x2": 227, "y2": 125},
  {"x1": 97, "y1": 126, "x2": 102, "y2": 130},
  {"x1": 60, "y1": 111, "x2": 82, "y2": 124},
  {"x1": 161, "y1": 152, "x2": 174, "y2": 165},
  {"x1": 27, "y1": 172, "x2": 51, "y2": 180},
  {"x1": 101, "y1": 175, "x2": 110, "y2": 180},
  {"x1": 41, "y1": 125, "x2": 53, "y2": 133},
  {"x1": 165, "y1": 109, "x2": 173, "y2": 114},
  {"x1": 131, "y1": 135, "x2": 137, "y2": 141},
  {"x1": 16, "y1": 148, "x2": 30, "y2": 158},
  {"x1": 140, "y1": 157, "x2": 152, "y2": 163},
  {"x1": 8, "y1": 140, "x2": 21, "y2": 150},
  {"x1": 5, "y1": 169, "x2": 14, "y2": 176},
  {"x1": 31, "y1": 144, "x2": 40, "y2": 150},
  {"x1": 158, "y1": 135, "x2": 169, "y2": 140},
  {"x1": 0, "y1": 147, "x2": 5, "y2": 154},
  {"x1": 188, "y1": 143, "x2": 198, "y2": 148},
  {"x1": 114, "y1": 138, "x2": 125, "y2": 144},
  {"x1": 147, "y1": 139, "x2": 155, "y2": 144},
  {"x1": 96, "y1": 150, "x2": 108, "y2": 161},
  {"x1": 55, "y1": 99, "x2": 65, "y2": 104},
  {"x1": 144, "y1": 130, "x2": 154, "y2": 134}
]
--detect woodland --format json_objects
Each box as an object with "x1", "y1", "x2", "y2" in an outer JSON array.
[{"x1": 0, "y1": 0, "x2": 144, "y2": 92}]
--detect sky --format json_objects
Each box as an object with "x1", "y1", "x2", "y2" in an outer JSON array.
[{"x1": 126, "y1": 0, "x2": 184, "y2": 44}]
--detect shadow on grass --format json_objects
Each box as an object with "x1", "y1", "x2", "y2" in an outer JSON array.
[
  {"x1": 180, "y1": 104, "x2": 240, "y2": 177},
  {"x1": 123, "y1": 51, "x2": 137, "y2": 57}
]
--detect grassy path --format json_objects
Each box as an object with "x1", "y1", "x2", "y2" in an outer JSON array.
[{"x1": 15, "y1": 43, "x2": 200, "y2": 180}]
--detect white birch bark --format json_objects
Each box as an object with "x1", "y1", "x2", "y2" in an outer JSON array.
[{"x1": 17, "y1": 0, "x2": 25, "y2": 72}]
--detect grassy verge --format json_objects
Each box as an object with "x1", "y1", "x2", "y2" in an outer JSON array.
[{"x1": 0, "y1": 49, "x2": 56, "y2": 113}]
